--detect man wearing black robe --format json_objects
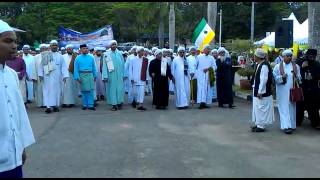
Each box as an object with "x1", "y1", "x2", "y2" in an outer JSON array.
[
  {"x1": 296, "y1": 49, "x2": 320, "y2": 128},
  {"x1": 216, "y1": 47, "x2": 235, "y2": 108},
  {"x1": 149, "y1": 50, "x2": 173, "y2": 109}
]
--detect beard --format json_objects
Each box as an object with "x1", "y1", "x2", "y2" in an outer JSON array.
[{"x1": 219, "y1": 55, "x2": 226, "y2": 62}]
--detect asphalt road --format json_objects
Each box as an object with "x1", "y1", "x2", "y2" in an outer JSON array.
[{"x1": 23, "y1": 95, "x2": 320, "y2": 178}]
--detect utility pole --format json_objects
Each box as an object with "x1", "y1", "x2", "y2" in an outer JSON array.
[
  {"x1": 219, "y1": 9, "x2": 222, "y2": 47},
  {"x1": 207, "y1": 2, "x2": 217, "y2": 45},
  {"x1": 251, "y1": 2, "x2": 255, "y2": 43}
]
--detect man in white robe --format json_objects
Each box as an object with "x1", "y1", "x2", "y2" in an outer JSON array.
[
  {"x1": 0, "y1": 19, "x2": 35, "y2": 178},
  {"x1": 62, "y1": 44, "x2": 77, "y2": 107},
  {"x1": 125, "y1": 46, "x2": 138, "y2": 107},
  {"x1": 22, "y1": 44, "x2": 35, "y2": 103},
  {"x1": 196, "y1": 45, "x2": 217, "y2": 109},
  {"x1": 129, "y1": 46, "x2": 147, "y2": 111},
  {"x1": 38, "y1": 40, "x2": 69, "y2": 113},
  {"x1": 145, "y1": 48, "x2": 153, "y2": 96},
  {"x1": 251, "y1": 48, "x2": 274, "y2": 132},
  {"x1": 210, "y1": 49, "x2": 219, "y2": 102},
  {"x1": 171, "y1": 47, "x2": 190, "y2": 109},
  {"x1": 273, "y1": 49, "x2": 301, "y2": 134},
  {"x1": 31, "y1": 44, "x2": 47, "y2": 108},
  {"x1": 187, "y1": 46, "x2": 198, "y2": 104},
  {"x1": 94, "y1": 47, "x2": 106, "y2": 101}
]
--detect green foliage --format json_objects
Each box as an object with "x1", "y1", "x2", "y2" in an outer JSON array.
[
  {"x1": 225, "y1": 39, "x2": 253, "y2": 55},
  {"x1": 237, "y1": 67, "x2": 255, "y2": 80},
  {"x1": 1, "y1": 2, "x2": 307, "y2": 46}
]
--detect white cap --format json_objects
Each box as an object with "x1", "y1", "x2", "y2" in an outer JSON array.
[
  {"x1": 23, "y1": 45, "x2": 30, "y2": 49},
  {"x1": 35, "y1": 48, "x2": 40, "y2": 51},
  {"x1": 177, "y1": 46, "x2": 185, "y2": 52},
  {"x1": 189, "y1": 46, "x2": 197, "y2": 51},
  {"x1": 0, "y1": 20, "x2": 13, "y2": 34},
  {"x1": 50, "y1": 40, "x2": 58, "y2": 45},
  {"x1": 94, "y1": 47, "x2": 106, "y2": 51},
  {"x1": 60, "y1": 47, "x2": 65, "y2": 50},
  {"x1": 254, "y1": 48, "x2": 267, "y2": 59},
  {"x1": 136, "y1": 46, "x2": 145, "y2": 52},
  {"x1": 203, "y1": 44, "x2": 211, "y2": 50},
  {"x1": 151, "y1": 47, "x2": 158, "y2": 52},
  {"x1": 211, "y1": 49, "x2": 218, "y2": 54},
  {"x1": 39, "y1": 44, "x2": 46, "y2": 48},
  {"x1": 66, "y1": 44, "x2": 74, "y2": 49}
]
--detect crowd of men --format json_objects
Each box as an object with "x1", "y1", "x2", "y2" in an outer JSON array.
[{"x1": 10, "y1": 40, "x2": 236, "y2": 113}]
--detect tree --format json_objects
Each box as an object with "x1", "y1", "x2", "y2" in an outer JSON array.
[{"x1": 169, "y1": 2, "x2": 175, "y2": 50}]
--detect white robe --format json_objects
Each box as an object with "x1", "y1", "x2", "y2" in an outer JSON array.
[
  {"x1": 125, "y1": 54, "x2": 136, "y2": 103},
  {"x1": 273, "y1": 62, "x2": 301, "y2": 130},
  {"x1": 23, "y1": 54, "x2": 35, "y2": 101},
  {"x1": 146, "y1": 55, "x2": 154, "y2": 94},
  {"x1": 171, "y1": 56, "x2": 190, "y2": 107},
  {"x1": 31, "y1": 54, "x2": 43, "y2": 107},
  {"x1": 0, "y1": 64, "x2": 35, "y2": 172},
  {"x1": 252, "y1": 63, "x2": 274, "y2": 128},
  {"x1": 94, "y1": 55, "x2": 105, "y2": 97},
  {"x1": 62, "y1": 54, "x2": 77, "y2": 105},
  {"x1": 38, "y1": 52, "x2": 69, "y2": 108},
  {"x1": 187, "y1": 55, "x2": 198, "y2": 80},
  {"x1": 129, "y1": 56, "x2": 145, "y2": 103},
  {"x1": 196, "y1": 54, "x2": 217, "y2": 104}
]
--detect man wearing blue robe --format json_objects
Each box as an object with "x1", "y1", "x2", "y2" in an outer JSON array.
[
  {"x1": 102, "y1": 40, "x2": 125, "y2": 111},
  {"x1": 74, "y1": 44, "x2": 97, "y2": 110}
]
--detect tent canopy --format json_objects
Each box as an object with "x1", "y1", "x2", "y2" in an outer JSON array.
[{"x1": 254, "y1": 12, "x2": 308, "y2": 46}]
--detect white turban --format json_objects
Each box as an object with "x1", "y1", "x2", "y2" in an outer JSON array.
[
  {"x1": 109, "y1": 40, "x2": 117, "y2": 46},
  {"x1": 254, "y1": 48, "x2": 266, "y2": 59},
  {"x1": 136, "y1": 46, "x2": 144, "y2": 52},
  {"x1": 35, "y1": 48, "x2": 40, "y2": 51},
  {"x1": 144, "y1": 48, "x2": 149, "y2": 52},
  {"x1": 211, "y1": 49, "x2": 218, "y2": 54},
  {"x1": 0, "y1": 20, "x2": 13, "y2": 34},
  {"x1": 162, "y1": 48, "x2": 169, "y2": 53},
  {"x1": 177, "y1": 46, "x2": 185, "y2": 52},
  {"x1": 60, "y1": 47, "x2": 65, "y2": 50},
  {"x1": 217, "y1": 47, "x2": 226, "y2": 54},
  {"x1": 45, "y1": 44, "x2": 50, "y2": 48},
  {"x1": 151, "y1": 47, "x2": 158, "y2": 52},
  {"x1": 66, "y1": 44, "x2": 74, "y2": 49},
  {"x1": 50, "y1": 40, "x2": 58, "y2": 45},
  {"x1": 282, "y1": 49, "x2": 293, "y2": 56},
  {"x1": 23, "y1": 45, "x2": 30, "y2": 49},
  {"x1": 155, "y1": 49, "x2": 162, "y2": 56}
]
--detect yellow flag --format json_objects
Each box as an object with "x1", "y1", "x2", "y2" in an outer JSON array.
[
  {"x1": 262, "y1": 44, "x2": 269, "y2": 53},
  {"x1": 292, "y1": 43, "x2": 299, "y2": 58}
]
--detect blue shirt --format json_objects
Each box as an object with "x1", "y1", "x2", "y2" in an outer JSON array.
[{"x1": 74, "y1": 54, "x2": 97, "y2": 80}]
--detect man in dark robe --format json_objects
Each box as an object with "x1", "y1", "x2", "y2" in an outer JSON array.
[
  {"x1": 296, "y1": 49, "x2": 320, "y2": 129},
  {"x1": 216, "y1": 47, "x2": 235, "y2": 108},
  {"x1": 149, "y1": 49, "x2": 173, "y2": 109}
]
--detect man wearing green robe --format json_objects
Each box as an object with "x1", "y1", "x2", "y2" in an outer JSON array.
[{"x1": 102, "y1": 40, "x2": 125, "y2": 111}]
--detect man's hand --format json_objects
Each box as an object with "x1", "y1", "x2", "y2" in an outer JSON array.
[
  {"x1": 39, "y1": 76, "x2": 44, "y2": 81},
  {"x1": 257, "y1": 93, "x2": 263, "y2": 99},
  {"x1": 302, "y1": 61, "x2": 309, "y2": 68},
  {"x1": 151, "y1": 73, "x2": 155, "y2": 78},
  {"x1": 22, "y1": 149, "x2": 27, "y2": 165},
  {"x1": 190, "y1": 73, "x2": 194, "y2": 78},
  {"x1": 282, "y1": 74, "x2": 288, "y2": 79},
  {"x1": 203, "y1": 68, "x2": 208, "y2": 73}
]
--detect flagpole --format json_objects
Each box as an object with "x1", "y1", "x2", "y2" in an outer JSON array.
[{"x1": 219, "y1": 9, "x2": 222, "y2": 47}]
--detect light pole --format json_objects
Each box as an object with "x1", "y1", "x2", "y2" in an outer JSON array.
[
  {"x1": 251, "y1": 2, "x2": 255, "y2": 43},
  {"x1": 218, "y1": 9, "x2": 222, "y2": 47}
]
